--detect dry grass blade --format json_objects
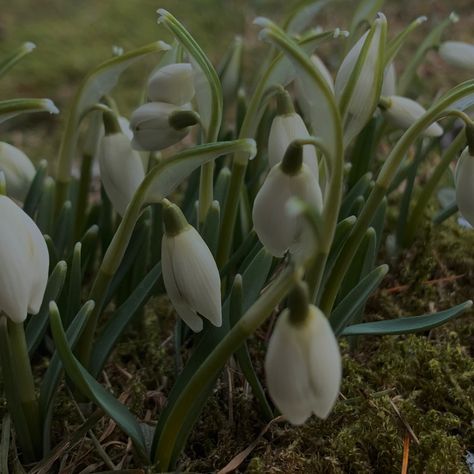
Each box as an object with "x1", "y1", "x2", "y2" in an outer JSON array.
[
  {"x1": 217, "y1": 416, "x2": 283, "y2": 474},
  {"x1": 401, "y1": 434, "x2": 410, "y2": 474}
]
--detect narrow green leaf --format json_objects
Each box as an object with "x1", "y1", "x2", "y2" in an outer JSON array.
[
  {"x1": 0, "y1": 98, "x2": 58, "y2": 125},
  {"x1": 0, "y1": 414, "x2": 10, "y2": 474},
  {"x1": 90, "y1": 262, "x2": 162, "y2": 377},
  {"x1": 64, "y1": 243, "x2": 83, "y2": 328},
  {"x1": 284, "y1": 0, "x2": 331, "y2": 34},
  {"x1": 39, "y1": 301, "x2": 94, "y2": 419},
  {"x1": 331, "y1": 264, "x2": 388, "y2": 335},
  {"x1": 22, "y1": 160, "x2": 48, "y2": 218},
  {"x1": 201, "y1": 201, "x2": 220, "y2": 256},
  {"x1": 36, "y1": 177, "x2": 56, "y2": 235},
  {"x1": 80, "y1": 224, "x2": 99, "y2": 276},
  {"x1": 341, "y1": 300, "x2": 473, "y2": 336},
  {"x1": 53, "y1": 200, "x2": 73, "y2": 257},
  {"x1": 48, "y1": 302, "x2": 147, "y2": 459},
  {"x1": 434, "y1": 200, "x2": 458, "y2": 224},
  {"x1": 340, "y1": 172, "x2": 373, "y2": 219},
  {"x1": 26, "y1": 260, "x2": 67, "y2": 355}
]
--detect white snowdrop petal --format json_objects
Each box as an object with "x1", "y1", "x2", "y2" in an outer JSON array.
[
  {"x1": 161, "y1": 234, "x2": 204, "y2": 332},
  {"x1": 170, "y1": 227, "x2": 222, "y2": 327},
  {"x1": 306, "y1": 307, "x2": 342, "y2": 419},
  {"x1": 252, "y1": 167, "x2": 298, "y2": 257},
  {"x1": 99, "y1": 133, "x2": 145, "y2": 216},
  {"x1": 439, "y1": 41, "x2": 474, "y2": 70},
  {"x1": 455, "y1": 147, "x2": 474, "y2": 226},
  {"x1": 130, "y1": 102, "x2": 191, "y2": 151},
  {"x1": 268, "y1": 114, "x2": 319, "y2": 177},
  {"x1": 265, "y1": 310, "x2": 315, "y2": 425},
  {"x1": 0, "y1": 142, "x2": 36, "y2": 202},
  {"x1": 147, "y1": 63, "x2": 195, "y2": 105},
  {"x1": 383, "y1": 96, "x2": 443, "y2": 137},
  {"x1": 0, "y1": 196, "x2": 48, "y2": 322}
]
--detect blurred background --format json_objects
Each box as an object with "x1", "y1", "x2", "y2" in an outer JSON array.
[{"x1": 0, "y1": 0, "x2": 473, "y2": 161}]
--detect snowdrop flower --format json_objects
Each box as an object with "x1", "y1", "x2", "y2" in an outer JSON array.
[
  {"x1": 439, "y1": 41, "x2": 474, "y2": 70},
  {"x1": 0, "y1": 196, "x2": 49, "y2": 323},
  {"x1": 130, "y1": 102, "x2": 199, "y2": 151},
  {"x1": 147, "y1": 63, "x2": 195, "y2": 105},
  {"x1": 0, "y1": 142, "x2": 36, "y2": 202},
  {"x1": 380, "y1": 96, "x2": 443, "y2": 137},
  {"x1": 268, "y1": 90, "x2": 319, "y2": 177},
  {"x1": 455, "y1": 146, "x2": 474, "y2": 226},
  {"x1": 161, "y1": 200, "x2": 222, "y2": 332},
  {"x1": 335, "y1": 13, "x2": 387, "y2": 144},
  {"x1": 265, "y1": 283, "x2": 341, "y2": 424},
  {"x1": 98, "y1": 112, "x2": 145, "y2": 216},
  {"x1": 253, "y1": 141, "x2": 323, "y2": 258}
]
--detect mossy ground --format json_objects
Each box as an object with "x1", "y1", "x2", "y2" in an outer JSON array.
[{"x1": 1, "y1": 1, "x2": 474, "y2": 473}]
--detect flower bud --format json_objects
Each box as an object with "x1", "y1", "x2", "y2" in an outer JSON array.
[
  {"x1": 253, "y1": 144, "x2": 323, "y2": 258},
  {"x1": 0, "y1": 142, "x2": 36, "y2": 202},
  {"x1": 335, "y1": 14, "x2": 387, "y2": 144},
  {"x1": 381, "y1": 95, "x2": 443, "y2": 137},
  {"x1": 439, "y1": 41, "x2": 474, "y2": 70},
  {"x1": 130, "y1": 102, "x2": 199, "y2": 151},
  {"x1": 455, "y1": 146, "x2": 474, "y2": 226},
  {"x1": 0, "y1": 196, "x2": 49, "y2": 323},
  {"x1": 265, "y1": 304, "x2": 341, "y2": 424},
  {"x1": 161, "y1": 201, "x2": 222, "y2": 332},
  {"x1": 98, "y1": 124, "x2": 145, "y2": 216},
  {"x1": 268, "y1": 111, "x2": 319, "y2": 178},
  {"x1": 381, "y1": 62, "x2": 396, "y2": 97},
  {"x1": 147, "y1": 63, "x2": 195, "y2": 105}
]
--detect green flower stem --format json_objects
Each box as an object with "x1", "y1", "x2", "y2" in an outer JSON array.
[
  {"x1": 402, "y1": 129, "x2": 465, "y2": 246},
  {"x1": 320, "y1": 80, "x2": 474, "y2": 315},
  {"x1": 0, "y1": 315, "x2": 42, "y2": 462},
  {"x1": 198, "y1": 161, "x2": 215, "y2": 227},
  {"x1": 74, "y1": 151, "x2": 94, "y2": 240},
  {"x1": 154, "y1": 264, "x2": 301, "y2": 470}
]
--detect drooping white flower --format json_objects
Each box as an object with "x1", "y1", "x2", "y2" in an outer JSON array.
[
  {"x1": 130, "y1": 102, "x2": 199, "y2": 151},
  {"x1": 381, "y1": 95, "x2": 443, "y2": 137},
  {"x1": 265, "y1": 304, "x2": 341, "y2": 424},
  {"x1": 161, "y1": 201, "x2": 222, "y2": 332},
  {"x1": 335, "y1": 14, "x2": 387, "y2": 145},
  {"x1": 439, "y1": 41, "x2": 474, "y2": 70},
  {"x1": 0, "y1": 142, "x2": 36, "y2": 202},
  {"x1": 98, "y1": 132, "x2": 145, "y2": 216},
  {"x1": 0, "y1": 196, "x2": 49, "y2": 323},
  {"x1": 253, "y1": 143, "x2": 323, "y2": 258},
  {"x1": 455, "y1": 146, "x2": 474, "y2": 226},
  {"x1": 268, "y1": 112, "x2": 319, "y2": 178},
  {"x1": 147, "y1": 63, "x2": 195, "y2": 105}
]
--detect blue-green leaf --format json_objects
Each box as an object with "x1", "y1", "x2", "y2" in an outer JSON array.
[
  {"x1": 0, "y1": 98, "x2": 58, "y2": 125},
  {"x1": 48, "y1": 302, "x2": 147, "y2": 459},
  {"x1": 341, "y1": 300, "x2": 473, "y2": 336}
]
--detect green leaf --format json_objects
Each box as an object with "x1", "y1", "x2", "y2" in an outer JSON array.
[
  {"x1": 53, "y1": 201, "x2": 73, "y2": 258},
  {"x1": 0, "y1": 98, "x2": 58, "y2": 125},
  {"x1": 157, "y1": 9, "x2": 222, "y2": 142},
  {"x1": 284, "y1": 0, "x2": 331, "y2": 34},
  {"x1": 48, "y1": 302, "x2": 147, "y2": 459},
  {"x1": 63, "y1": 243, "x2": 83, "y2": 328},
  {"x1": 201, "y1": 201, "x2": 220, "y2": 256},
  {"x1": 434, "y1": 200, "x2": 458, "y2": 224},
  {"x1": 340, "y1": 172, "x2": 373, "y2": 220},
  {"x1": 341, "y1": 300, "x2": 473, "y2": 336},
  {"x1": 26, "y1": 260, "x2": 67, "y2": 355},
  {"x1": 0, "y1": 41, "x2": 35, "y2": 78},
  {"x1": 0, "y1": 414, "x2": 10, "y2": 474},
  {"x1": 22, "y1": 160, "x2": 48, "y2": 218},
  {"x1": 90, "y1": 262, "x2": 162, "y2": 377},
  {"x1": 152, "y1": 247, "x2": 273, "y2": 466},
  {"x1": 331, "y1": 264, "x2": 388, "y2": 335},
  {"x1": 80, "y1": 224, "x2": 99, "y2": 276},
  {"x1": 142, "y1": 140, "x2": 256, "y2": 204},
  {"x1": 39, "y1": 301, "x2": 94, "y2": 419},
  {"x1": 56, "y1": 41, "x2": 170, "y2": 184},
  {"x1": 36, "y1": 177, "x2": 56, "y2": 235}
]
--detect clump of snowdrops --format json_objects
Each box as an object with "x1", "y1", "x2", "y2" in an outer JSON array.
[{"x1": 0, "y1": 0, "x2": 474, "y2": 470}]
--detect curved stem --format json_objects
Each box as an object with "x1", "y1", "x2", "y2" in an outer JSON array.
[{"x1": 153, "y1": 264, "x2": 300, "y2": 470}]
